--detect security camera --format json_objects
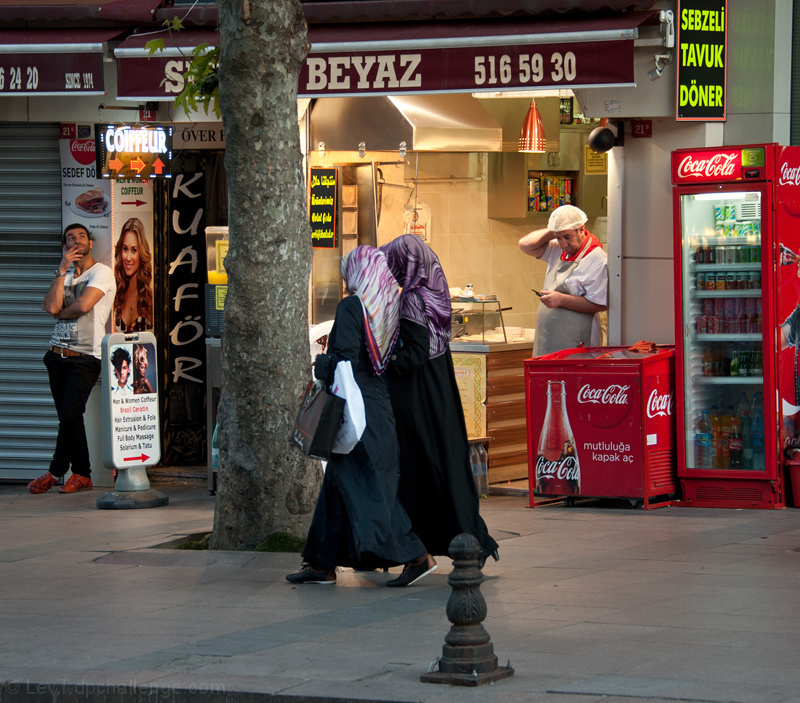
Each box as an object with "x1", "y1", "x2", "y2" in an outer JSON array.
[
  {"x1": 648, "y1": 52, "x2": 672, "y2": 82},
  {"x1": 588, "y1": 127, "x2": 615, "y2": 153}
]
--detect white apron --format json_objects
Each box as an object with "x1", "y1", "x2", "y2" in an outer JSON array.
[{"x1": 532, "y1": 247, "x2": 595, "y2": 357}]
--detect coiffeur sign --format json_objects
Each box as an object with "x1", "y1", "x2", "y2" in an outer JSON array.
[{"x1": 676, "y1": 0, "x2": 727, "y2": 121}]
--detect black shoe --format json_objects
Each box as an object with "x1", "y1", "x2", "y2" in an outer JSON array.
[
  {"x1": 386, "y1": 554, "x2": 437, "y2": 587},
  {"x1": 478, "y1": 548, "x2": 500, "y2": 570},
  {"x1": 286, "y1": 563, "x2": 336, "y2": 584}
]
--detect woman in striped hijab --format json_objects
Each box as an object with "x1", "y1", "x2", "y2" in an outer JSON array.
[
  {"x1": 287, "y1": 246, "x2": 436, "y2": 587},
  {"x1": 382, "y1": 235, "x2": 499, "y2": 567}
]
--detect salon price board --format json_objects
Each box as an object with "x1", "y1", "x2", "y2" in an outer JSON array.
[{"x1": 101, "y1": 332, "x2": 161, "y2": 469}]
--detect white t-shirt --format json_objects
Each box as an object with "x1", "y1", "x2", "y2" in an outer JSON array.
[
  {"x1": 541, "y1": 240, "x2": 608, "y2": 306},
  {"x1": 49, "y1": 262, "x2": 115, "y2": 359}
]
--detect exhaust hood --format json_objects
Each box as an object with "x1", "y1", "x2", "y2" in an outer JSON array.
[{"x1": 309, "y1": 94, "x2": 503, "y2": 153}]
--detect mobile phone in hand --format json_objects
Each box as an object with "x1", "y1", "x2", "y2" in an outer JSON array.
[{"x1": 531, "y1": 289, "x2": 542, "y2": 297}]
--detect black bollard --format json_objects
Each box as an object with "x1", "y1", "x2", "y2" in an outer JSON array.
[{"x1": 420, "y1": 533, "x2": 514, "y2": 686}]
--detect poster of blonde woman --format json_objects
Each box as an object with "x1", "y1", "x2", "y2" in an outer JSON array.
[{"x1": 113, "y1": 217, "x2": 154, "y2": 332}]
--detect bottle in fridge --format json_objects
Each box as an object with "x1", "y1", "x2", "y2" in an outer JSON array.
[{"x1": 671, "y1": 143, "x2": 800, "y2": 508}]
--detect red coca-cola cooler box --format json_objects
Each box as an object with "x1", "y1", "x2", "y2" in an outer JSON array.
[{"x1": 524, "y1": 346, "x2": 678, "y2": 509}]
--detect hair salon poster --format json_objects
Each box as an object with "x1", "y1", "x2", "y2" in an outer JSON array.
[
  {"x1": 59, "y1": 123, "x2": 112, "y2": 265},
  {"x1": 111, "y1": 180, "x2": 154, "y2": 332}
]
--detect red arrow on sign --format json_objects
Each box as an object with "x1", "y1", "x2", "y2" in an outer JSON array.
[
  {"x1": 109, "y1": 157, "x2": 124, "y2": 171},
  {"x1": 121, "y1": 200, "x2": 147, "y2": 207},
  {"x1": 129, "y1": 156, "x2": 146, "y2": 174},
  {"x1": 124, "y1": 453, "x2": 150, "y2": 463},
  {"x1": 153, "y1": 157, "x2": 164, "y2": 175}
]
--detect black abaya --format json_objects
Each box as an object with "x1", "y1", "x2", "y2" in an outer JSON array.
[
  {"x1": 302, "y1": 295, "x2": 426, "y2": 571},
  {"x1": 386, "y1": 317, "x2": 499, "y2": 561}
]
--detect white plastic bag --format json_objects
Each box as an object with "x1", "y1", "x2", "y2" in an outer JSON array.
[{"x1": 330, "y1": 360, "x2": 366, "y2": 454}]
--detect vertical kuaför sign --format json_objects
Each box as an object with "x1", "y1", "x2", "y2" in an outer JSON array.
[
  {"x1": 677, "y1": 0, "x2": 727, "y2": 121},
  {"x1": 309, "y1": 167, "x2": 337, "y2": 248}
]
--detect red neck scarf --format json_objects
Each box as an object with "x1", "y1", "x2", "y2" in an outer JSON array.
[{"x1": 561, "y1": 230, "x2": 602, "y2": 262}]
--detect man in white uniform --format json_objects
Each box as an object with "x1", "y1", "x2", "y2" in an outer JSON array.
[{"x1": 519, "y1": 205, "x2": 608, "y2": 356}]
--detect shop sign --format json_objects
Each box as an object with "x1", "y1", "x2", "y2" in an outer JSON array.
[
  {"x1": 671, "y1": 147, "x2": 766, "y2": 184},
  {"x1": 59, "y1": 123, "x2": 112, "y2": 269},
  {"x1": 164, "y1": 170, "x2": 208, "y2": 465},
  {"x1": 173, "y1": 124, "x2": 225, "y2": 150},
  {"x1": 97, "y1": 124, "x2": 173, "y2": 179},
  {"x1": 0, "y1": 53, "x2": 103, "y2": 95},
  {"x1": 309, "y1": 167, "x2": 337, "y2": 248},
  {"x1": 300, "y1": 40, "x2": 634, "y2": 97},
  {"x1": 676, "y1": 0, "x2": 727, "y2": 121}
]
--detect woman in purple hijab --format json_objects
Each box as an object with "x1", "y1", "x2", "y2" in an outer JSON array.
[
  {"x1": 287, "y1": 247, "x2": 436, "y2": 587},
  {"x1": 381, "y1": 235, "x2": 499, "y2": 565}
]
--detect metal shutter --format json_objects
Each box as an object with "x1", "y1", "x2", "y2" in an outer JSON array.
[{"x1": 0, "y1": 123, "x2": 62, "y2": 480}]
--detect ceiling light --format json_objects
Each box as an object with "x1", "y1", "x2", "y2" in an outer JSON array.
[{"x1": 518, "y1": 100, "x2": 546, "y2": 153}]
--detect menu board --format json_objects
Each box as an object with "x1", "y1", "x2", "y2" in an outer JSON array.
[{"x1": 309, "y1": 167, "x2": 337, "y2": 248}]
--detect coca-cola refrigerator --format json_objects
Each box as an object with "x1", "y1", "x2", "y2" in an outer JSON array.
[
  {"x1": 524, "y1": 346, "x2": 678, "y2": 509},
  {"x1": 671, "y1": 143, "x2": 800, "y2": 509}
]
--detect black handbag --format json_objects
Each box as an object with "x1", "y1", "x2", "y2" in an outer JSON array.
[{"x1": 291, "y1": 382, "x2": 345, "y2": 460}]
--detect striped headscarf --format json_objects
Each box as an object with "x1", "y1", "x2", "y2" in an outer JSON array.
[
  {"x1": 341, "y1": 246, "x2": 400, "y2": 375},
  {"x1": 380, "y1": 235, "x2": 452, "y2": 359}
]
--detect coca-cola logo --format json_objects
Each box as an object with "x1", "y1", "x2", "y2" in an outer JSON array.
[
  {"x1": 535, "y1": 455, "x2": 579, "y2": 482},
  {"x1": 576, "y1": 382, "x2": 632, "y2": 429},
  {"x1": 676, "y1": 152, "x2": 737, "y2": 180},
  {"x1": 578, "y1": 384, "x2": 630, "y2": 405},
  {"x1": 70, "y1": 139, "x2": 96, "y2": 166},
  {"x1": 779, "y1": 161, "x2": 800, "y2": 187},
  {"x1": 646, "y1": 389, "x2": 674, "y2": 418}
]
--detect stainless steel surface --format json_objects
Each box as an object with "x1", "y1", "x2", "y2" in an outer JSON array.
[
  {"x1": 310, "y1": 94, "x2": 503, "y2": 153},
  {"x1": 450, "y1": 340, "x2": 531, "y2": 353}
]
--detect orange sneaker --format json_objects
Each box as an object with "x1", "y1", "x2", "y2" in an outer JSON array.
[
  {"x1": 28, "y1": 472, "x2": 57, "y2": 494},
  {"x1": 58, "y1": 474, "x2": 93, "y2": 493}
]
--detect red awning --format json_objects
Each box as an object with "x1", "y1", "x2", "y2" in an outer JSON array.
[
  {"x1": 302, "y1": 12, "x2": 659, "y2": 97},
  {"x1": 115, "y1": 28, "x2": 218, "y2": 100},
  {"x1": 0, "y1": 0, "x2": 163, "y2": 25},
  {"x1": 0, "y1": 28, "x2": 124, "y2": 96},
  {"x1": 114, "y1": 11, "x2": 659, "y2": 100}
]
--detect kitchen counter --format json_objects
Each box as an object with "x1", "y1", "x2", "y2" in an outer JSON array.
[{"x1": 450, "y1": 341, "x2": 531, "y2": 483}]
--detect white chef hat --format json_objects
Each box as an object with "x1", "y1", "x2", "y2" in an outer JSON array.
[{"x1": 548, "y1": 205, "x2": 588, "y2": 232}]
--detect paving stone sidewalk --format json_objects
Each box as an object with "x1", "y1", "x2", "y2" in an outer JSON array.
[{"x1": 2, "y1": 483, "x2": 800, "y2": 703}]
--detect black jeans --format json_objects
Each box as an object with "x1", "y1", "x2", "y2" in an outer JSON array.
[{"x1": 43, "y1": 350, "x2": 101, "y2": 478}]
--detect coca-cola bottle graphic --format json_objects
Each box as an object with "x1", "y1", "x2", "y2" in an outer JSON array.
[{"x1": 535, "y1": 380, "x2": 580, "y2": 495}]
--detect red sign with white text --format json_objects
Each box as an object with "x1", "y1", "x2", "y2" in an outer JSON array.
[{"x1": 671, "y1": 145, "x2": 772, "y2": 185}]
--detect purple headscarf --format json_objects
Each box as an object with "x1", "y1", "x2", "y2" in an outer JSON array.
[
  {"x1": 380, "y1": 235, "x2": 452, "y2": 358},
  {"x1": 341, "y1": 246, "x2": 400, "y2": 375}
]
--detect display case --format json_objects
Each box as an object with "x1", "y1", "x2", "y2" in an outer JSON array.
[
  {"x1": 205, "y1": 226, "x2": 228, "y2": 284},
  {"x1": 451, "y1": 297, "x2": 507, "y2": 345}
]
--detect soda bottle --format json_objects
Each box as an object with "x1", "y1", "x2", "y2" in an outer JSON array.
[
  {"x1": 750, "y1": 391, "x2": 763, "y2": 416},
  {"x1": 728, "y1": 416, "x2": 743, "y2": 469},
  {"x1": 719, "y1": 406, "x2": 735, "y2": 468},
  {"x1": 709, "y1": 405, "x2": 722, "y2": 468},
  {"x1": 535, "y1": 380, "x2": 580, "y2": 495},
  {"x1": 695, "y1": 410, "x2": 713, "y2": 469},
  {"x1": 729, "y1": 351, "x2": 739, "y2": 377},
  {"x1": 703, "y1": 347, "x2": 714, "y2": 376},
  {"x1": 741, "y1": 410, "x2": 754, "y2": 470},
  {"x1": 751, "y1": 409, "x2": 766, "y2": 471},
  {"x1": 735, "y1": 391, "x2": 749, "y2": 419}
]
